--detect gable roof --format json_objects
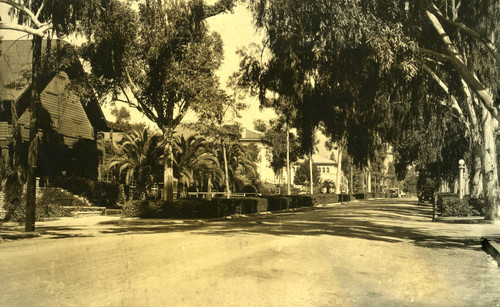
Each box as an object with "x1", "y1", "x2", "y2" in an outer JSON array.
[
  {"x1": 240, "y1": 128, "x2": 264, "y2": 142},
  {"x1": 0, "y1": 39, "x2": 107, "y2": 131},
  {"x1": 311, "y1": 154, "x2": 337, "y2": 165},
  {"x1": 296, "y1": 154, "x2": 337, "y2": 165}
]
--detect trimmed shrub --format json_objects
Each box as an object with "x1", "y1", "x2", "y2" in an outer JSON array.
[
  {"x1": 124, "y1": 197, "x2": 270, "y2": 219},
  {"x1": 123, "y1": 200, "x2": 166, "y2": 218},
  {"x1": 340, "y1": 194, "x2": 352, "y2": 202},
  {"x1": 168, "y1": 199, "x2": 216, "y2": 219},
  {"x1": 265, "y1": 195, "x2": 291, "y2": 211},
  {"x1": 436, "y1": 193, "x2": 478, "y2": 217},
  {"x1": 353, "y1": 193, "x2": 366, "y2": 200},
  {"x1": 468, "y1": 197, "x2": 485, "y2": 216},
  {"x1": 311, "y1": 194, "x2": 340, "y2": 205},
  {"x1": 241, "y1": 197, "x2": 268, "y2": 213},
  {"x1": 287, "y1": 195, "x2": 314, "y2": 208}
]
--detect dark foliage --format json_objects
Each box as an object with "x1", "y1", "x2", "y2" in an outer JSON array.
[
  {"x1": 3, "y1": 185, "x2": 74, "y2": 222},
  {"x1": 436, "y1": 193, "x2": 479, "y2": 217},
  {"x1": 69, "y1": 139, "x2": 99, "y2": 179},
  {"x1": 58, "y1": 177, "x2": 122, "y2": 208}
]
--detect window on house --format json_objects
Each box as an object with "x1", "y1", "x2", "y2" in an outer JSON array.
[{"x1": 327, "y1": 167, "x2": 330, "y2": 173}]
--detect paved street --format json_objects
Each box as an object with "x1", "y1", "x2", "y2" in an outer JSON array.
[{"x1": 1, "y1": 199, "x2": 500, "y2": 306}]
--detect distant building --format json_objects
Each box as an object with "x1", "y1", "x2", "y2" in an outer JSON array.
[
  {"x1": 291, "y1": 154, "x2": 344, "y2": 187},
  {"x1": 239, "y1": 128, "x2": 277, "y2": 184}
]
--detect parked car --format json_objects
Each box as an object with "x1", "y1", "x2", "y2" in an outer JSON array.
[
  {"x1": 418, "y1": 186, "x2": 435, "y2": 204},
  {"x1": 389, "y1": 188, "x2": 399, "y2": 198}
]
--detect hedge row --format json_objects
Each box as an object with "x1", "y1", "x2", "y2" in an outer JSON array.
[{"x1": 123, "y1": 194, "x2": 355, "y2": 219}]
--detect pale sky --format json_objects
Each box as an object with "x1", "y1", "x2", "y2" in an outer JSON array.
[{"x1": 0, "y1": 3, "x2": 276, "y2": 130}]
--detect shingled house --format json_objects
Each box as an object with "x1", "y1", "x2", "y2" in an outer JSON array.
[{"x1": 0, "y1": 39, "x2": 107, "y2": 184}]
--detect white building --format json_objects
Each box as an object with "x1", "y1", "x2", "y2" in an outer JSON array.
[
  {"x1": 239, "y1": 128, "x2": 278, "y2": 184},
  {"x1": 291, "y1": 154, "x2": 344, "y2": 186}
]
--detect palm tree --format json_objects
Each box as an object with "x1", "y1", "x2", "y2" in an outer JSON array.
[
  {"x1": 108, "y1": 127, "x2": 163, "y2": 199},
  {"x1": 192, "y1": 146, "x2": 224, "y2": 200},
  {"x1": 219, "y1": 142, "x2": 258, "y2": 193},
  {"x1": 173, "y1": 134, "x2": 222, "y2": 198}
]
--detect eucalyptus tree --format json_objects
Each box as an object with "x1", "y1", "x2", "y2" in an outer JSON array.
[
  {"x1": 80, "y1": 0, "x2": 237, "y2": 202},
  {"x1": 401, "y1": 0, "x2": 500, "y2": 219},
  {"x1": 239, "y1": 0, "x2": 499, "y2": 218}
]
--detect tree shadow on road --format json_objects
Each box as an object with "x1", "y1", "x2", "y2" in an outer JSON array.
[{"x1": 95, "y1": 200, "x2": 483, "y2": 251}]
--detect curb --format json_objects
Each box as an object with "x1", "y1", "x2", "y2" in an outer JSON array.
[
  {"x1": 433, "y1": 217, "x2": 496, "y2": 224},
  {"x1": 482, "y1": 237, "x2": 500, "y2": 267}
]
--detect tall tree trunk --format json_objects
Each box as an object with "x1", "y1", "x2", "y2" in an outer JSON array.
[
  {"x1": 336, "y1": 144, "x2": 343, "y2": 194},
  {"x1": 462, "y1": 80, "x2": 482, "y2": 199},
  {"x1": 278, "y1": 168, "x2": 282, "y2": 194},
  {"x1": 207, "y1": 173, "x2": 212, "y2": 201},
  {"x1": 367, "y1": 161, "x2": 372, "y2": 193},
  {"x1": 481, "y1": 111, "x2": 499, "y2": 220},
  {"x1": 309, "y1": 152, "x2": 314, "y2": 194},
  {"x1": 162, "y1": 130, "x2": 174, "y2": 202},
  {"x1": 350, "y1": 160, "x2": 354, "y2": 194},
  {"x1": 286, "y1": 123, "x2": 291, "y2": 195},
  {"x1": 25, "y1": 36, "x2": 42, "y2": 232},
  {"x1": 222, "y1": 140, "x2": 230, "y2": 199},
  {"x1": 470, "y1": 142, "x2": 483, "y2": 198}
]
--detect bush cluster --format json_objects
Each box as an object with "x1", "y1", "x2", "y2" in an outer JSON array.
[
  {"x1": 468, "y1": 197, "x2": 485, "y2": 216},
  {"x1": 3, "y1": 185, "x2": 73, "y2": 222},
  {"x1": 436, "y1": 193, "x2": 479, "y2": 217},
  {"x1": 58, "y1": 177, "x2": 122, "y2": 208}
]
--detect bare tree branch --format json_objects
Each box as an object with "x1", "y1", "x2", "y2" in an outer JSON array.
[
  {"x1": 418, "y1": 47, "x2": 448, "y2": 62},
  {"x1": 122, "y1": 70, "x2": 158, "y2": 124},
  {"x1": 0, "y1": 0, "x2": 44, "y2": 28},
  {"x1": 202, "y1": 0, "x2": 236, "y2": 19},
  {"x1": 429, "y1": 3, "x2": 500, "y2": 63},
  {"x1": 35, "y1": 1, "x2": 45, "y2": 19},
  {"x1": 425, "y1": 9, "x2": 500, "y2": 121},
  {"x1": 422, "y1": 64, "x2": 469, "y2": 130},
  {"x1": 0, "y1": 22, "x2": 51, "y2": 37}
]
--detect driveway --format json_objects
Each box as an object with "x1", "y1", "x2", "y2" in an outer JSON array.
[{"x1": 1, "y1": 199, "x2": 499, "y2": 306}]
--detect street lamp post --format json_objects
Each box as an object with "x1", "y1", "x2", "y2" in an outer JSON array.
[{"x1": 458, "y1": 159, "x2": 465, "y2": 199}]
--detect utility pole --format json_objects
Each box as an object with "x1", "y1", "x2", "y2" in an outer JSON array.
[
  {"x1": 286, "y1": 123, "x2": 291, "y2": 195},
  {"x1": 26, "y1": 36, "x2": 42, "y2": 232},
  {"x1": 309, "y1": 152, "x2": 314, "y2": 194}
]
